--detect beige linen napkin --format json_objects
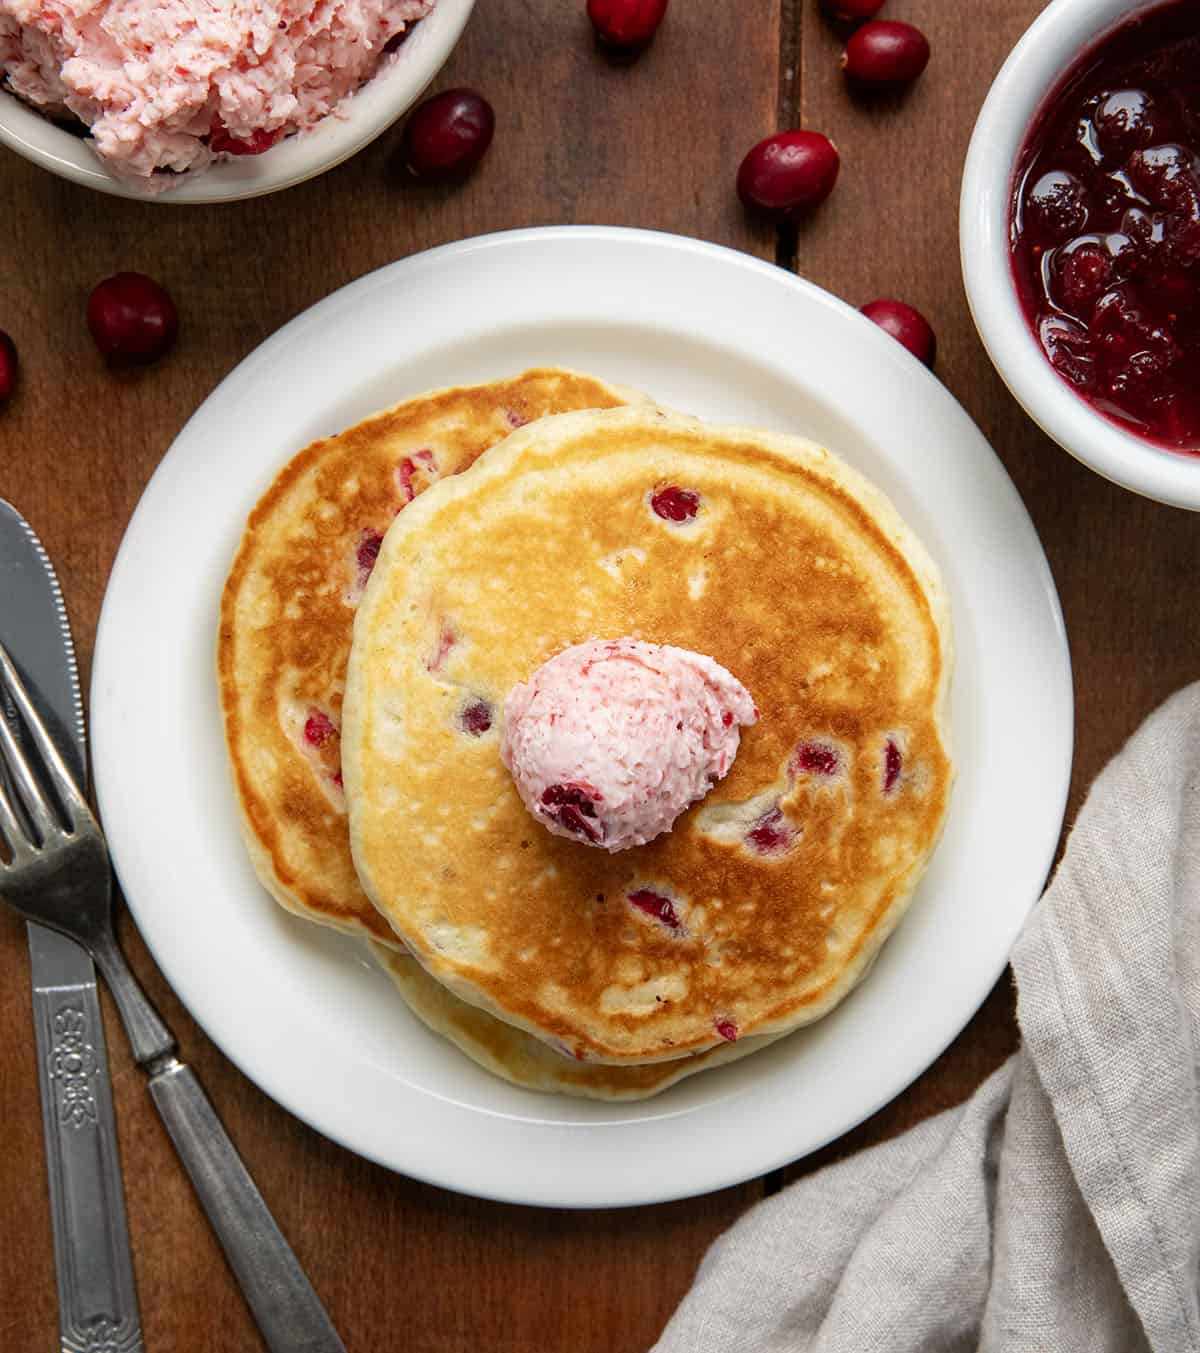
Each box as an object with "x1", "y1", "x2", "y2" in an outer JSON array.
[{"x1": 654, "y1": 684, "x2": 1200, "y2": 1353}]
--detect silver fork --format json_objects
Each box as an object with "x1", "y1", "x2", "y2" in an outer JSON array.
[{"x1": 0, "y1": 640, "x2": 346, "y2": 1353}]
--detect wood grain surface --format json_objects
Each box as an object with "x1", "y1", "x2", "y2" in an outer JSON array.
[{"x1": 0, "y1": 0, "x2": 1194, "y2": 1348}]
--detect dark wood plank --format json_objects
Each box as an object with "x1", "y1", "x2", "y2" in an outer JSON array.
[
  {"x1": 0, "y1": 2, "x2": 780, "y2": 1349},
  {"x1": 782, "y1": 0, "x2": 1197, "y2": 1185}
]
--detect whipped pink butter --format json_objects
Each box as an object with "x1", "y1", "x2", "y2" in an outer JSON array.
[
  {"x1": 501, "y1": 639, "x2": 757, "y2": 853},
  {"x1": 0, "y1": 0, "x2": 435, "y2": 188}
]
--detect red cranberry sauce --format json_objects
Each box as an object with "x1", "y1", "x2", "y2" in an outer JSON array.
[
  {"x1": 1011, "y1": 0, "x2": 1200, "y2": 450},
  {"x1": 746, "y1": 805, "x2": 794, "y2": 855}
]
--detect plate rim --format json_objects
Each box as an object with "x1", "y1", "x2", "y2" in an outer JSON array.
[{"x1": 91, "y1": 225, "x2": 1074, "y2": 1207}]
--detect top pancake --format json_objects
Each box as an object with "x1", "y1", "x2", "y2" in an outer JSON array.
[
  {"x1": 344, "y1": 407, "x2": 953, "y2": 1062},
  {"x1": 218, "y1": 370, "x2": 641, "y2": 944}
]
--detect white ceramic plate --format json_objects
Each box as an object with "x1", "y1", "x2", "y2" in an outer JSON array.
[{"x1": 92, "y1": 227, "x2": 1072, "y2": 1208}]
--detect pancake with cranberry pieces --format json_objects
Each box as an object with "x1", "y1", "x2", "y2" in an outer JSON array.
[
  {"x1": 218, "y1": 370, "x2": 643, "y2": 944},
  {"x1": 343, "y1": 406, "x2": 953, "y2": 1061},
  {"x1": 369, "y1": 943, "x2": 779, "y2": 1100}
]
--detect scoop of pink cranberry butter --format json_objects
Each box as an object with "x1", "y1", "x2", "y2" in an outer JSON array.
[{"x1": 500, "y1": 638, "x2": 757, "y2": 852}]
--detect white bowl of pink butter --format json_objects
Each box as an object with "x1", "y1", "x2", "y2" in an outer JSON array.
[{"x1": 0, "y1": 0, "x2": 476, "y2": 203}]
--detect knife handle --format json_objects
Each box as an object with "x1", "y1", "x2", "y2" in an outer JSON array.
[
  {"x1": 29, "y1": 927, "x2": 144, "y2": 1353},
  {"x1": 147, "y1": 1059, "x2": 347, "y2": 1353}
]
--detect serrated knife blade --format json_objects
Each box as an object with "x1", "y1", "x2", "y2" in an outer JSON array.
[{"x1": 0, "y1": 499, "x2": 143, "y2": 1353}]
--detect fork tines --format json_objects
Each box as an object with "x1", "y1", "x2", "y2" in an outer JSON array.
[{"x1": 0, "y1": 640, "x2": 89, "y2": 849}]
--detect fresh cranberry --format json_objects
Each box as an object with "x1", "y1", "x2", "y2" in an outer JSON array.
[
  {"x1": 737, "y1": 130, "x2": 840, "y2": 222},
  {"x1": 843, "y1": 21, "x2": 930, "y2": 86},
  {"x1": 791, "y1": 741, "x2": 840, "y2": 776},
  {"x1": 541, "y1": 783, "x2": 603, "y2": 844},
  {"x1": 209, "y1": 120, "x2": 283, "y2": 156},
  {"x1": 860, "y1": 299, "x2": 936, "y2": 368},
  {"x1": 715, "y1": 1018, "x2": 739, "y2": 1042},
  {"x1": 0, "y1": 331, "x2": 16, "y2": 402},
  {"x1": 746, "y1": 806, "x2": 793, "y2": 854},
  {"x1": 1023, "y1": 171, "x2": 1089, "y2": 243},
  {"x1": 820, "y1": 0, "x2": 885, "y2": 22},
  {"x1": 650, "y1": 485, "x2": 699, "y2": 521},
  {"x1": 304, "y1": 709, "x2": 337, "y2": 748},
  {"x1": 587, "y1": 0, "x2": 668, "y2": 49},
  {"x1": 396, "y1": 88, "x2": 494, "y2": 185},
  {"x1": 883, "y1": 739, "x2": 902, "y2": 793},
  {"x1": 460, "y1": 699, "x2": 493, "y2": 735},
  {"x1": 86, "y1": 273, "x2": 178, "y2": 367},
  {"x1": 628, "y1": 889, "x2": 682, "y2": 931}
]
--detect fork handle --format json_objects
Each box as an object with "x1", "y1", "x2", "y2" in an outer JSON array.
[
  {"x1": 90, "y1": 930, "x2": 174, "y2": 1066},
  {"x1": 89, "y1": 934, "x2": 345, "y2": 1352},
  {"x1": 147, "y1": 1059, "x2": 346, "y2": 1353}
]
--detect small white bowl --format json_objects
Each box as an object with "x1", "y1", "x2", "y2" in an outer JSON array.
[
  {"x1": 960, "y1": 0, "x2": 1200, "y2": 510},
  {"x1": 0, "y1": 0, "x2": 476, "y2": 205}
]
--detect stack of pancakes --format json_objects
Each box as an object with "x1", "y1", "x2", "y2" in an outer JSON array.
[{"x1": 219, "y1": 368, "x2": 952, "y2": 1100}]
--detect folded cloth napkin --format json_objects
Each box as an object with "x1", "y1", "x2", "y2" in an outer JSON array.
[{"x1": 654, "y1": 684, "x2": 1200, "y2": 1353}]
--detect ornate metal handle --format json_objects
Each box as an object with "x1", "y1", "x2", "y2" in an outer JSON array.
[{"x1": 29, "y1": 924, "x2": 143, "y2": 1353}]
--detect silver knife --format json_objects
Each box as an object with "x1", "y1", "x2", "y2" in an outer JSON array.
[{"x1": 0, "y1": 499, "x2": 143, "y2": 1353}]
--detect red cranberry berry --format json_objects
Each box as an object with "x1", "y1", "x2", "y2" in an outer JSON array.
[
  {"x1": 1024, "y1": 170, "x2": 1089, "y2": 243},
  {"x1": 304, "y1": 709, "x2": 337, "y2": 748},
  {"x1": 650, "y1": 485, "x2": 699, "y2": 521},
  {"x1": 747, "y1": 806, "x2": 794, "y2": 854},
  {"x1": 587, "y1": 0, "x2": 668, "y2": 50},
  {"x1": 883, "y1": 738, "x2": 902, "y2": 793},
  {"x1": 541, "y1": 783, "x2": 603, "y2": 844},
  {"x1": 843, "y1": 21, "x2": 930, "y2": 87},
  {"x1": 397, "y1": 448, "x2": 437, "y2": 503},
  {"x1": 821, "y1": 0, "x2": 885, "y2": 22},
  {"x1": 737, "y1": 130, "x2": 840, "y2": 222},
  {"x1": 1092, "y1": 89, "x2": 1165, "y2": 156},
  {"x1": 791, "y1": 741, "x2": 841, "y2": 776},
  {"x1": 396, "y1": 88, "x2": 494, "y2": 185},
  {"x1": 209, "y1": 120, "x2": 282, "y2": 156},
  {"x1": 426, "y1": 622, "x2": 457, "y2": 672},
  {"x1": 1052, "y1": 242, "x2": 1113, "y2": 314},
  {"x1": 628, "y1": 889, "x2": 682, "y2": 931},
  {"x1": 356, "y1": 530, "x2": 384, "y2": 574},
  {"x1": 0, "y1": 331, "x2": 17, "y2": 403},
  {"x1": 86, "y1": 273, "x2": 178, "y2": 367},
  {"x1": 861, "y1": 299, "x2": 937, "y2": 368},
  {"x1": 460, "y1": 699, "x2": 493, "y2": 735},
  {"x1": 715, "y1": 1017, "x2": 739, "y2": 1042}
]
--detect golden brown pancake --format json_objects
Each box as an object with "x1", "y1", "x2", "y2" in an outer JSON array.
[
  {"x1": 369, "y1": 943, "x2": 779, "y2": 1100},
  {"x1": 344, "y1": 407, "x2": 953, "y2": 1062},
  {"x1": 219, "y1": 371, "x2": 643, "y2": 944}
]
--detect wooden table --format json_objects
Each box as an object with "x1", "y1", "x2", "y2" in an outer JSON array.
[{"x1": 1, "y1": 1, "x2": 1194, "y2": 1347}]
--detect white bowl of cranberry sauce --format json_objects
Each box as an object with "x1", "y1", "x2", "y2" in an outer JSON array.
[{"x1": 961, "y1": 0, "x2": 1200, "y2": 509}]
